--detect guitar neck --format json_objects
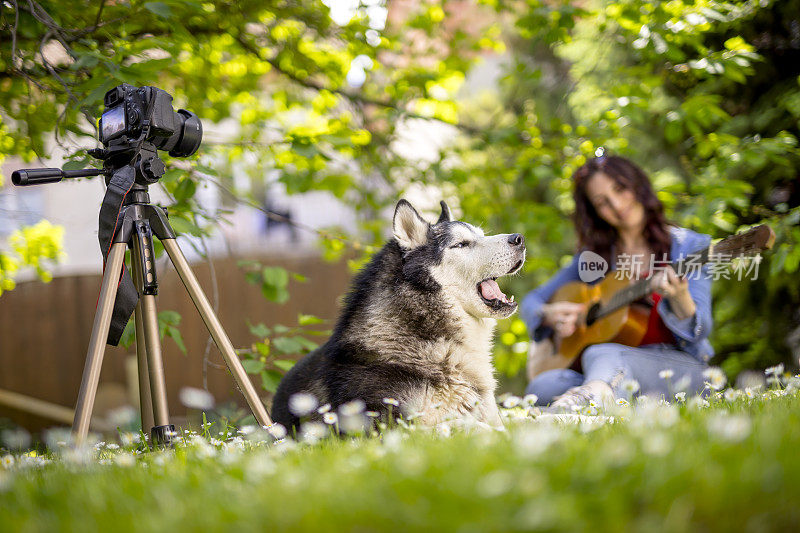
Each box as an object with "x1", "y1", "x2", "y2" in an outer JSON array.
[
  {"x1": 596, "y1": 246, "x2": 711, "y2": 319},
  {"x1": 593, "y1": 224, "x2": 774, "y2": 321},
  {"x1": 598, "y1": 275, "x2": 655, "y2": 320}
]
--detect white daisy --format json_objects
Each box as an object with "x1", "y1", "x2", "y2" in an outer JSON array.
[
  {"x1": 702, "y1": 367, "x2": 727, "y2": 390},
  {"x1": 288, "y1": 393, "x2": 319, "y2": 417},
  {"x1": 621, "y1": 379, "x2": 640, "y2": 395},
  {"x1": 179, "y1": 387, "x2": 215, "y2": 411}
]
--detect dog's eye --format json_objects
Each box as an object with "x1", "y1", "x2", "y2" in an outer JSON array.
[{"x1": 451, "y1": 240, "x2": 471, "y2": 249}]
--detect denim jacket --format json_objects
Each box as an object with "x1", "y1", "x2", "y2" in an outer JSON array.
[{"x1": 520, "y1": 226, "x2": 714, "y2": 362}]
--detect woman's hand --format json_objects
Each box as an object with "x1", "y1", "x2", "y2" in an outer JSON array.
[
  {"x1": 541, "y1": 301, "x2": 585, "y2": 338},
  {"x1": 651, "y1": 266, "x2": 696, "y2": 320}
]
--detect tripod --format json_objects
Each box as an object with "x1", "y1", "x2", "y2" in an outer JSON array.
[{"x1": 72, "y1": 183, "x2": 273, "y2": 444}]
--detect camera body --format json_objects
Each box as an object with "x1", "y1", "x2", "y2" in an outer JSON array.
[
  {"x1": 100, "y1": 85, "x2": 174, "y2": 143},
  {"x1": 97, "y1": 84, "x2": 202, "y2": 183}
]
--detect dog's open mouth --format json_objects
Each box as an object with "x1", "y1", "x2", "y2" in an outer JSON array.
[
  {"x1": 477, "y1": 257, "x2": 524, "y2": 310},
  {"x1": 477, "y1": 277, "x2": 516, "y2": 310}
]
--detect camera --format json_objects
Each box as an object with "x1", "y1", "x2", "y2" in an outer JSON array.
[
  {"x1": 90, "y1": 84, "x2": 203, "y2": 185},
  {"x1": 11, "y1": 83, "x2": 203, "y2": 187},
  {"x1": 99, "y1": 84, "x2": 202, "y2": 158}
]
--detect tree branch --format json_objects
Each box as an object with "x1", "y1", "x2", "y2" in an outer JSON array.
[{"x1": 234, "y1": 34, "x2": 487, "y2": 138}]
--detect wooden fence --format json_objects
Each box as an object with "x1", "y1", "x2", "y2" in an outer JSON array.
[{"x1": 0, "y1": 251, "x2": 352, "y2": 432}]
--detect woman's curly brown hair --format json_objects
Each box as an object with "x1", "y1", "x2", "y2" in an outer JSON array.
[{"x1": 572, "y1": 155, "x2": 672, "y2": 265}]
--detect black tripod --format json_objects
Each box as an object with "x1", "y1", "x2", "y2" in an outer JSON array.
[{"x1": 12, "y1": 167, "x2": 273, "y2": 444}]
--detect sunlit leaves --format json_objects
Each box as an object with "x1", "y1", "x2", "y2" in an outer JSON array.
[{"x1": 0, "y1": 220, "x2": 65, "y2": 293}]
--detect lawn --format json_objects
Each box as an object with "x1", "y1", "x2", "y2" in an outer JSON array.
[{"x1": 2, "y1": 378, "x2": 799, "y2": 532}]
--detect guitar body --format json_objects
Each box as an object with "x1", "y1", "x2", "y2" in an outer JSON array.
[{"x1": 527, "y1": 276, "x2": 650, "y2": 378}]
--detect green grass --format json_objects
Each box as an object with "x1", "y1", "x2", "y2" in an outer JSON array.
[{"x1": 2, "y1": 388, "x2": 800, "y2": 532}]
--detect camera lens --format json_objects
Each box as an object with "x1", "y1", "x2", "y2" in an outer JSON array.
[
  {"x1": 154, "y1": 109, "x2": 203, "y2": 157},
  {"x1": 172, "y1": 110, "x2": 202, "y2": 157},
  {"x1": 169, "y1": 109, "x2": 202, "y2": 157}
]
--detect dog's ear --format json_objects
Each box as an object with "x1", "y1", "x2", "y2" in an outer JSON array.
[
  {"x1": 393, "y1": 199, "x2": 429, "y2": 249},
  {"x1": 437, "y1": 200, "x2": 453, "y2": 224}
]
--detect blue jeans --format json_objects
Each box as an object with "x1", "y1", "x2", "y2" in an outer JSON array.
[{"x1": 525, "y1": 343, "x2": 709, "y2": 405}]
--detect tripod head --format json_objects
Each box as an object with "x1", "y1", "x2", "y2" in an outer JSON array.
[
  {"x1": 13, "y1": 144, "x2": 173, "y2": 191},
  {"x1": 12, "y1": 155, "x2": 162, "y2": 212}
]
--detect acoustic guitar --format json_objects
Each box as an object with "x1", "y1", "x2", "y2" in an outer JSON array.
[{"x1": 527, "y1": 225, "x2": 776, "y2": 378}]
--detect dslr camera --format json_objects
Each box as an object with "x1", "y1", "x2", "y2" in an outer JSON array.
[
  {"x1": 95, "y1": 84, "x2": 203, "y2": 184},
  {"x1": 11, "y1": 84, "x2": 203, "y2": 188}
]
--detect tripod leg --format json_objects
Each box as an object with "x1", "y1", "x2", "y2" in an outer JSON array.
[
  {"x1": 133, "y1": 298, "x2": 154, "y2": 432},
  {"x1": 162, "y1": 238, "x2": 273, "y2": 427},
  {"x1": 140, "y1": 292, "x2": 170, "y2": 428},
  {"x1": 132, "y1": 261, "x2": 153, "y2": 431},
  {"x1": 129, "y1": 237, "x2": 154, "y2": 431},
  {"x1": 131, "y1": 224, "x2": 175, "y2": 445},
  {"x1": 73, "y1": 242, "x2": 127, "y2": 441}
]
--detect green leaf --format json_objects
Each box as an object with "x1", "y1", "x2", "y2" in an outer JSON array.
[
  {"x1": 242, "y1": 359, "x2": 266, "y2": 374},
  {"x1": 272, "y1": 336, "x2": 304, "y2": 354},
  {"x1": 119, "y1": 318, "x2": 136, "y2": 349},
  {"x1": 158, "y1": 310, "x2": 181, "y2": 326},
  {"x1": 173, "y1": 178, "x2": 197, "y2": 203},
  {"x1": 165, "y1": 326, "x2": 187, "y2": 354},
  {"x1": 248, "y1": 322, "x2": 272, "y2": 338},
  {"x1": 62, "y1": 157, "x2": 93, "y2": 171},
  {"x1": 194, "y1": 164, "x2": 219, "y2": 177},
  {"x1": 169, "y1": 216, "x2": 203, "y2": 237},
  {"x1": 298, "y1": 313, "x2": 324, "y2": 326},
  {"x1": 273, "y1": 359, "x2": 296, "y2": 371},
  {"x1": 144, "y1": 2, "x2": 173, "y2": 18},
  {"x1": 83, "y1": 80, "x2": 116, "y2": 107},
  {"x1": 72, "y1": 53, "x2": 99, "y2": 71},
  {"x1": 294, "y1": 337, "x2": 319, "y2": 351},
  {"x1": 262, "y1": 267, "x2": 289, "y2": 288},
  {"x1": 261, "y1": 284, "x2": 290, "y2": 304},
  {"x1": 154, "y1": 311, "x2": 185, "y2": 353},
  {"x1": 260, "y1": 370, "x2": 282, "y2": 392},
  {"x1": 237, "y1": 260, "x2": 261, "y2": 269},
  {"x1": 303, "y1": 329, "x2": 333, "y2": 337}
]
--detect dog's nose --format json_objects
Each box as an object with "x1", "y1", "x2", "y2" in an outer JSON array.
[{"x1": 508, "y1": 233, "x2": 524, "y2": 247}]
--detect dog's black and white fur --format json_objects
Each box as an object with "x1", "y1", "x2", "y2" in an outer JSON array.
[{"x1": 271, "y1": 199, "x2": 525, "y2": 430}]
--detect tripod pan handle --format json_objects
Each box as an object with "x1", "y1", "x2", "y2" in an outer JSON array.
[
  {"x1": 11, "y1": 167, "x2": 105, "y2": 186},
  {"x1": 11, "y1": 168, "x2": 65, "y2": 186}
]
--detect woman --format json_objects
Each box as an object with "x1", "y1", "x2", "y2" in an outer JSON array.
[{"x1": 520, "y1": 155, "x2": 714, "y2": 407}]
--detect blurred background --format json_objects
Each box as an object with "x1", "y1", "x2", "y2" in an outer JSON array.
[{"x1": 1, "y1": 0, "x2": 798, "y2": 433}]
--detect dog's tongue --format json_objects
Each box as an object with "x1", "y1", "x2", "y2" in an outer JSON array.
[{"x1": 480, "y1": 279, "x2": 505, "y2": 301}]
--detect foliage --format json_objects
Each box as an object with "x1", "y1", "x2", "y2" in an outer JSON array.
[
  {"x1": 0, "y1": 219, "x2": 64, "y2": 295},
  {"x1": 0, "y1": 0, "x2": 493, "y2": 289},
  {"x1": 238, "y1": 259, "x2": 309, "y2": 305},
  {"x1": 239, "y1": 314, "x2": 330, "y2": 393},
  {"x1": 2, "y1": 381, "x2": 800, "y2": 531},
  {"x1": 1, "y1": 0, "x2": 798, "y2": 381},
  {"x1": 119, "y1": 309, "x2": 187, "y2": 354},
  {"x1": 440, "y1": 0, "x2": 800, "y2": 377}
]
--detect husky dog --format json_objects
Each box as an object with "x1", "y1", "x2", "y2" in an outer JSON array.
[{"x1": 271, "y1": 199, "x2": 525, "y2": 431}]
